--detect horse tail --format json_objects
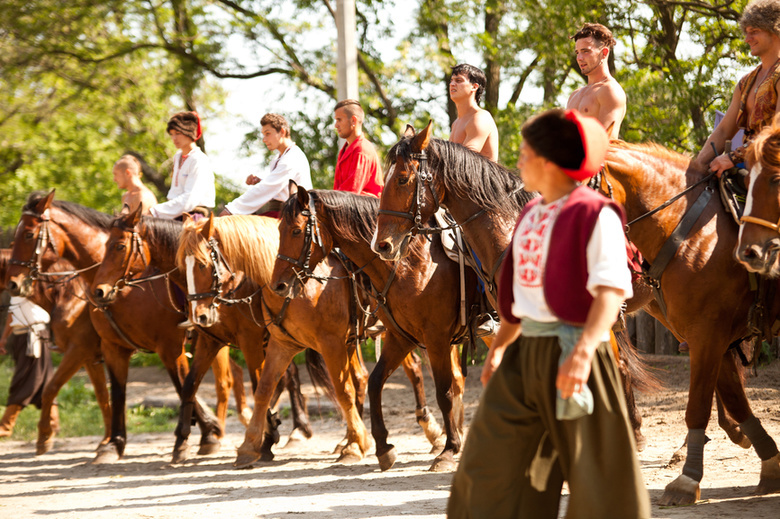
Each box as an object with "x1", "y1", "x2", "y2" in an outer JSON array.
[
  {"x1": 304, "y1": 349, "x2": 340, "y2": 409},
  {"x1": 614, "y1": 327, "x2": 663, "y2": 393}
]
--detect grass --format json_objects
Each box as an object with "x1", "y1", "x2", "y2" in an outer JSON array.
[{"x1": 0, "y1": 358, "x2": 180, "y2": 442}]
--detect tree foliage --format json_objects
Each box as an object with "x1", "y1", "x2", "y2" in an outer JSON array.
[{"x1": 1, "y1": 0, "x2": 755, "y2": 225}]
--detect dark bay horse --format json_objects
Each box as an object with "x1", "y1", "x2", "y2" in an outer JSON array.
[
  {"x1": 177, "y1": 214, "x2": 372, "y2": 467},
  {"x1": 1, "y1": 250, "x2": 110, "y2": 455},
  {"x1": 5, "y1": 191, "x2": 234, "y2": 463},
  {"x1": 371, "y1": 123, "x2": 655, "y2": 450},
  {"x1": 273, "y1": 186, "x2": 481, "y2": 471},
  {"x1": 90, "y1": 207, "x2": 323, "y2": 461},
  {"x1": 600, "y1": 140, "x2": 780, "y2": 504},
  {"x1": 735, "y1": 116, "x2": 780, "y2": 276}
]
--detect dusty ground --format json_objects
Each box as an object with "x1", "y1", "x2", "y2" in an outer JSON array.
[{"x1": 1, "y1": 355, "x2": 780, "y2": 518}]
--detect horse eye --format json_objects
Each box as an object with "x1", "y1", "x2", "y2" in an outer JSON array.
[
  {"x1": 292, "y1": 228, "x2": 302, "y2": 236},
  {"x1": 398, "y1": 175, "x2": 410, "y2": 186},
  {"x1": 116, "y1": 243, "x2": 126, "y2": 251},
  {"x1": 770, "y1": 175, "x2": 780, "y2": 186},
  {"x1": 25, "y1": 232, "x2": 34, "y2": 240}
]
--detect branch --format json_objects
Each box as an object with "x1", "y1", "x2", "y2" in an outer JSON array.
[{"x1": 509, "y1": 55, "x2": 540, "y2": 106}]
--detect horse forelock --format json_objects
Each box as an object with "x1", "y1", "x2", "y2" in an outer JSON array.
[
  {"x1": 213, "y1": 216, "x2": 279, "y2": 287},
  {"x1": 176, "y1": 224, "x2": 211, "y2": 273}
]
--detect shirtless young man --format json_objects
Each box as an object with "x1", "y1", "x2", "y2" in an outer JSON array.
[
  {"x1": 112, "y1": 154, "x2": 158, "y2": 215},
  {"x1": 567, "y1": 23, "x2": 627, "y2": 139},
  {"x1": 694, "y1": 0, "x2": 780, "y2": 176},
  {"x1": 449, "y1": 63, "x2": 499, "y2": 161}
]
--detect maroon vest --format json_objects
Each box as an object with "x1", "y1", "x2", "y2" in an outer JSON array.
[{"x1": 498, "y1": 185, "x2": 626, "y2": 325}]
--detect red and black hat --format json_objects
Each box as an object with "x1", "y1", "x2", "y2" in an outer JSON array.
[
  {"x1": 167, "y1": 111, "x2": 202, "y2": 141},
  {"x1": 559, "y1": 109, "x2": 609, "y2": 182}
]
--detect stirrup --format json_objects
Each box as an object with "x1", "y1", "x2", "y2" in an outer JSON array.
[{"x1": 475, "y1": 313, "x2": 499, "y2": 337}]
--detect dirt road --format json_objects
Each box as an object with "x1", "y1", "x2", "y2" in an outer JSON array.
[{"x1": 1, "y1": 356, "x2": 780, "y2": 518}]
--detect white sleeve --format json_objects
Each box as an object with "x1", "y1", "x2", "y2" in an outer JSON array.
[
  {"x1": 151, "y1": 154, "x2": 215, "y2": 219},
  {"x1": 585, "y1": 206, "x2": 633, "y2": 299}
]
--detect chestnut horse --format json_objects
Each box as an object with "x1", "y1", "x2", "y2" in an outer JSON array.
[
  {"x1": 273, "y1": 186, "x2": 481, "y2": 471},
  {"x1": 372, "y1": 123, "x2": 655, "y2": 450},
  {"x1": 90, "y1": 207, "x2": 327, "y2": 460},
  {"x1": 1, "y1": 250, "x2": 110, "y2": 454},
  {"x1": 598, "y1": 140, "x2": 780, "y2": 504},
  {"x1": 736, "y1": 115, "x2": 780, "y2": 276},
  {"x1": 178, "y1": 215, "x2": 373, "y2": 467},
  {"x1": 5, "y1": 191, "x2": 235, "y2": 463}
]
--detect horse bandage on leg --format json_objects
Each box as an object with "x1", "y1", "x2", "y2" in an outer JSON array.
[
  {"x1": 740, "y1": 416, "x2": 780, "y2": 461},
  {"x1": 682, "y1": 428, "x2": 709, "y2": 482}
]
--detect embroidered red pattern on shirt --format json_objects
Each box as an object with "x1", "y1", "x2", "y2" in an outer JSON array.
[{"x1": 516, "y1": 199, "x2": 564, "y2": 288}]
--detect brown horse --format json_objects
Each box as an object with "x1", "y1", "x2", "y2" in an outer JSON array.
[
  {"x1": 0, "y1": 250, "x2": 110, "y2": 455},
  {"x1": 735, "y1": 115, "x2": 780, "y2": 276},
  {"x1": 177, "y1": 214, "x2": 373, "y2": 467},
  {"x1": 273, "y1": 185, "x2": 481, "y2": 471},
  {"x1": 90, "y1": 207, "x2": 324, "y2": 460},
  {"x1": 597, "y1": 140, "x2": 780, "y2": 504},
  {"x1": 371, "y1": 123, "x2": 655, "y2": 450},
  {"x1": 5, "y1": 191, "x2": 235, "y2": 464}
]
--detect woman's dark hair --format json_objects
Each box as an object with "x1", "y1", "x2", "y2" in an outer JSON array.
[{"x1": 521, "y1": 109, "x2": 584, "y2": 170}]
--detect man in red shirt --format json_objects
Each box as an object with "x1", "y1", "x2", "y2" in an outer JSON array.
[{"x1": 333, "y1": 99, "x2": 384, "y2": 196}]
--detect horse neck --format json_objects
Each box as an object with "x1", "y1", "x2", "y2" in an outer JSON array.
[
  {"x1": 441, "y1": 191, "x2": 517, "y2": 282},
  {"x1": 141, "y1": 226, "x2": 182, "y2": 285},
  {"x1": 52, "y1": 208, "x2": 108, "y2": 285}
]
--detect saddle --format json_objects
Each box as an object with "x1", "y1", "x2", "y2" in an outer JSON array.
[{"x1": 718, "y1": 167, "x2": 749, "y2": 225}]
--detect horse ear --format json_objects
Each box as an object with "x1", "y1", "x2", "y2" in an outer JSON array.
[
  {"x1": 296, "y1": 184, "x2": 309, "y2": 209},
  {"x1": 403, "y1": 124, "x2": 416, "y2": 138},
  {"x1": 128, "y1": 204, "x2": 143, "y2": 227},
  {"x1": 201, "y1": 212, "x2": 215, "y2": 240},
  {"x1": 36, "y1": 189, "x2": 56, "y2": 214},
  {"x1": 411, "y1": 120, "x2": 433, "y2": 152},
  {"x1": 288, "y1": 180, "x2": 299, "y2": 198}
]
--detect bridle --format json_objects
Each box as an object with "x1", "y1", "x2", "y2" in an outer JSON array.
[
  {"x1": 276, "y1": 192, "x2": 325, "y2": 285},
  {"x1": 8, "y1": 210, "x2": 59, "y2": 281},
  {"x1": 186, "y1": 237, "x2": 236, "y2": 306}
]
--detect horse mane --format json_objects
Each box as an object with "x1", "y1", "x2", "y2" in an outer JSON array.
[
  {"x1": 138, "y1": 217, "x2": 183, "y2": 255},
  {"x1": 0, "y1": 249, "x2": 9, "y2": 281},
  {"x1": 24, "y1": 191, "x2": 114, "y2": 230},
  {"x1": 177, "y1": 216, "x2": 279, "y2": 287},
  {"x1": 282, "y1": 189, "x2": 427, "y2": 257},
  {"x1": 386, "y1": 137, "x2": 536, "y2": 218}
]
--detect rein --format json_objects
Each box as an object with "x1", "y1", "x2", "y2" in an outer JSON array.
[{"x1": 740, "y1": 214, "x2": 780, "y2": 234}]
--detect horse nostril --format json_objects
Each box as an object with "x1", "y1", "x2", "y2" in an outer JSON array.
[
  {"x1": 198, "y1": 314, "x2": 208, "y2": 325},
  {"x1": 744, "y1": 245, "x2": 761, "y2": 260},
  {"x1": 377, "y1": 241, "x2": 390, "y2": 252},
  {"x1": 7, "y1": 280, "x2": 18, "y2": 292},
  {"x1": 95, "y1": 288, "x2": 105, "y2": 299}
]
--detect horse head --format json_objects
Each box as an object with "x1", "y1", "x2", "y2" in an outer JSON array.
[
  {"x1": 373, "y1": 121, "x2": 438, "y2": 261},
  {"x1": 7, "y1": 190, "x2": 62, "y2": 297},
  {"x1": 736, "y1": 117, "x2": 780, "y2": 277},
  {"x1": 92, "y1": 205, "x2": 150, "y2": 304},
  {"x1": 273, "y1": 181, "x2": 332, "y2": 298}
]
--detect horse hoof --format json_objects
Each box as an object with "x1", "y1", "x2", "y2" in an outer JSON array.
[
  {"x1": 756, "y1": 453, "x2": 780, "y2": 494},
  {"x1": 93, "y1": 444, "x2": 121, "y2": 464},
  {"x1": 35, "y1": 435, "x2": 55, "y2": 456},
  {"x1": 332, "y1": 436, "x2": 349, "y2": 455},
  {"x1": 429, "y1": 453, "x2": 457, "y2": 473},
  {"x1": 337, "y1": 443, "x2": 364, "y2": 464},
  {"x1": 658, "y1": 474, "x2": 700, "y2": 506},
  {"x1": 259, "y1": 449, "x2": 275, "y2": 462},
  {"x1": 172, "y1": 441, "x2": 190, "y2": 464},
  {"x1": 283, "y1": 428, "x2": 311, "y2": 448},
  {"x1": 197, "y1": 438, "x2": 221, "y2": 456},
  {"x1": 739, "y1": 437, "x2": 753, "y2": 449},
  {"x1": 377, "y1": 446, "x2": 397, "y2": 471},
  {"x1": 234, "y1": 451, "x2": 262, "y2": 469},
  {"x1": 634, "y1": 432, "x2": 647, "y2": 453}
]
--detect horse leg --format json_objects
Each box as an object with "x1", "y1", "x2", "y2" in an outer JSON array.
[
  {"x1": 714, "y1": 350, "x2": 780, "y2": 494},
  {"x1": 235, "y1": 340, "x2": 299, "y2": 468},
  {"x1": 283, "y1": 361, "x2": 314, "y2": 445},
  {"x1": 368, "y1": 333, "x2": 414, "y2": 470},
  {"x1": 210, "y1": 346, "x2": 232, "y2": 435},
  {"x1": 93, "y1": 341, "x2": 132, "y2": 464},
  {"x1": 83, "y1": 350, "x2": 111, "y2": 448},
  {"x1": 35, "y1": 345, "x2": 82, "y2": 455},
  {"x1": 320, "y1": 338, "x2": 370, "y2": 464},
  {"x1": 427, "y1": 344, "x2": 465, "y2": 472},
  {"x1": 401, "y1": 350, "x2": 444, "y2": 451},
  {"x1": 659, "y1": 341, "x2": 722, "y2": 506},
  {"x1": 162, "y1": 336, "x2": 222, "y2": 463},
  {"x1": 229, "y1": 357, "x2": 251, "y2": 427}
]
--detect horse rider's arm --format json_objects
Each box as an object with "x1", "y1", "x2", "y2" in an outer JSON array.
[
  {"x1": 557, "y1": 285, "x2": 625, "y2": 399},
  {"x1": 694, "y1": 83, "x2": 742, "y2": 170},
  {"x1": 596, "y1": 83, "x2": 627, "y2": 139},
  {"x1": 480, "y1": 320, "x2": 522, "y2": 387},
  {"x1": 459, "y1": 111, "x2": 493, "y2": 155}
]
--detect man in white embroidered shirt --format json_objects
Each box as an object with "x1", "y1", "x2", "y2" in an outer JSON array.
[{"x1": 220, "y1": 113, "x2": 313, "y2": 218}]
